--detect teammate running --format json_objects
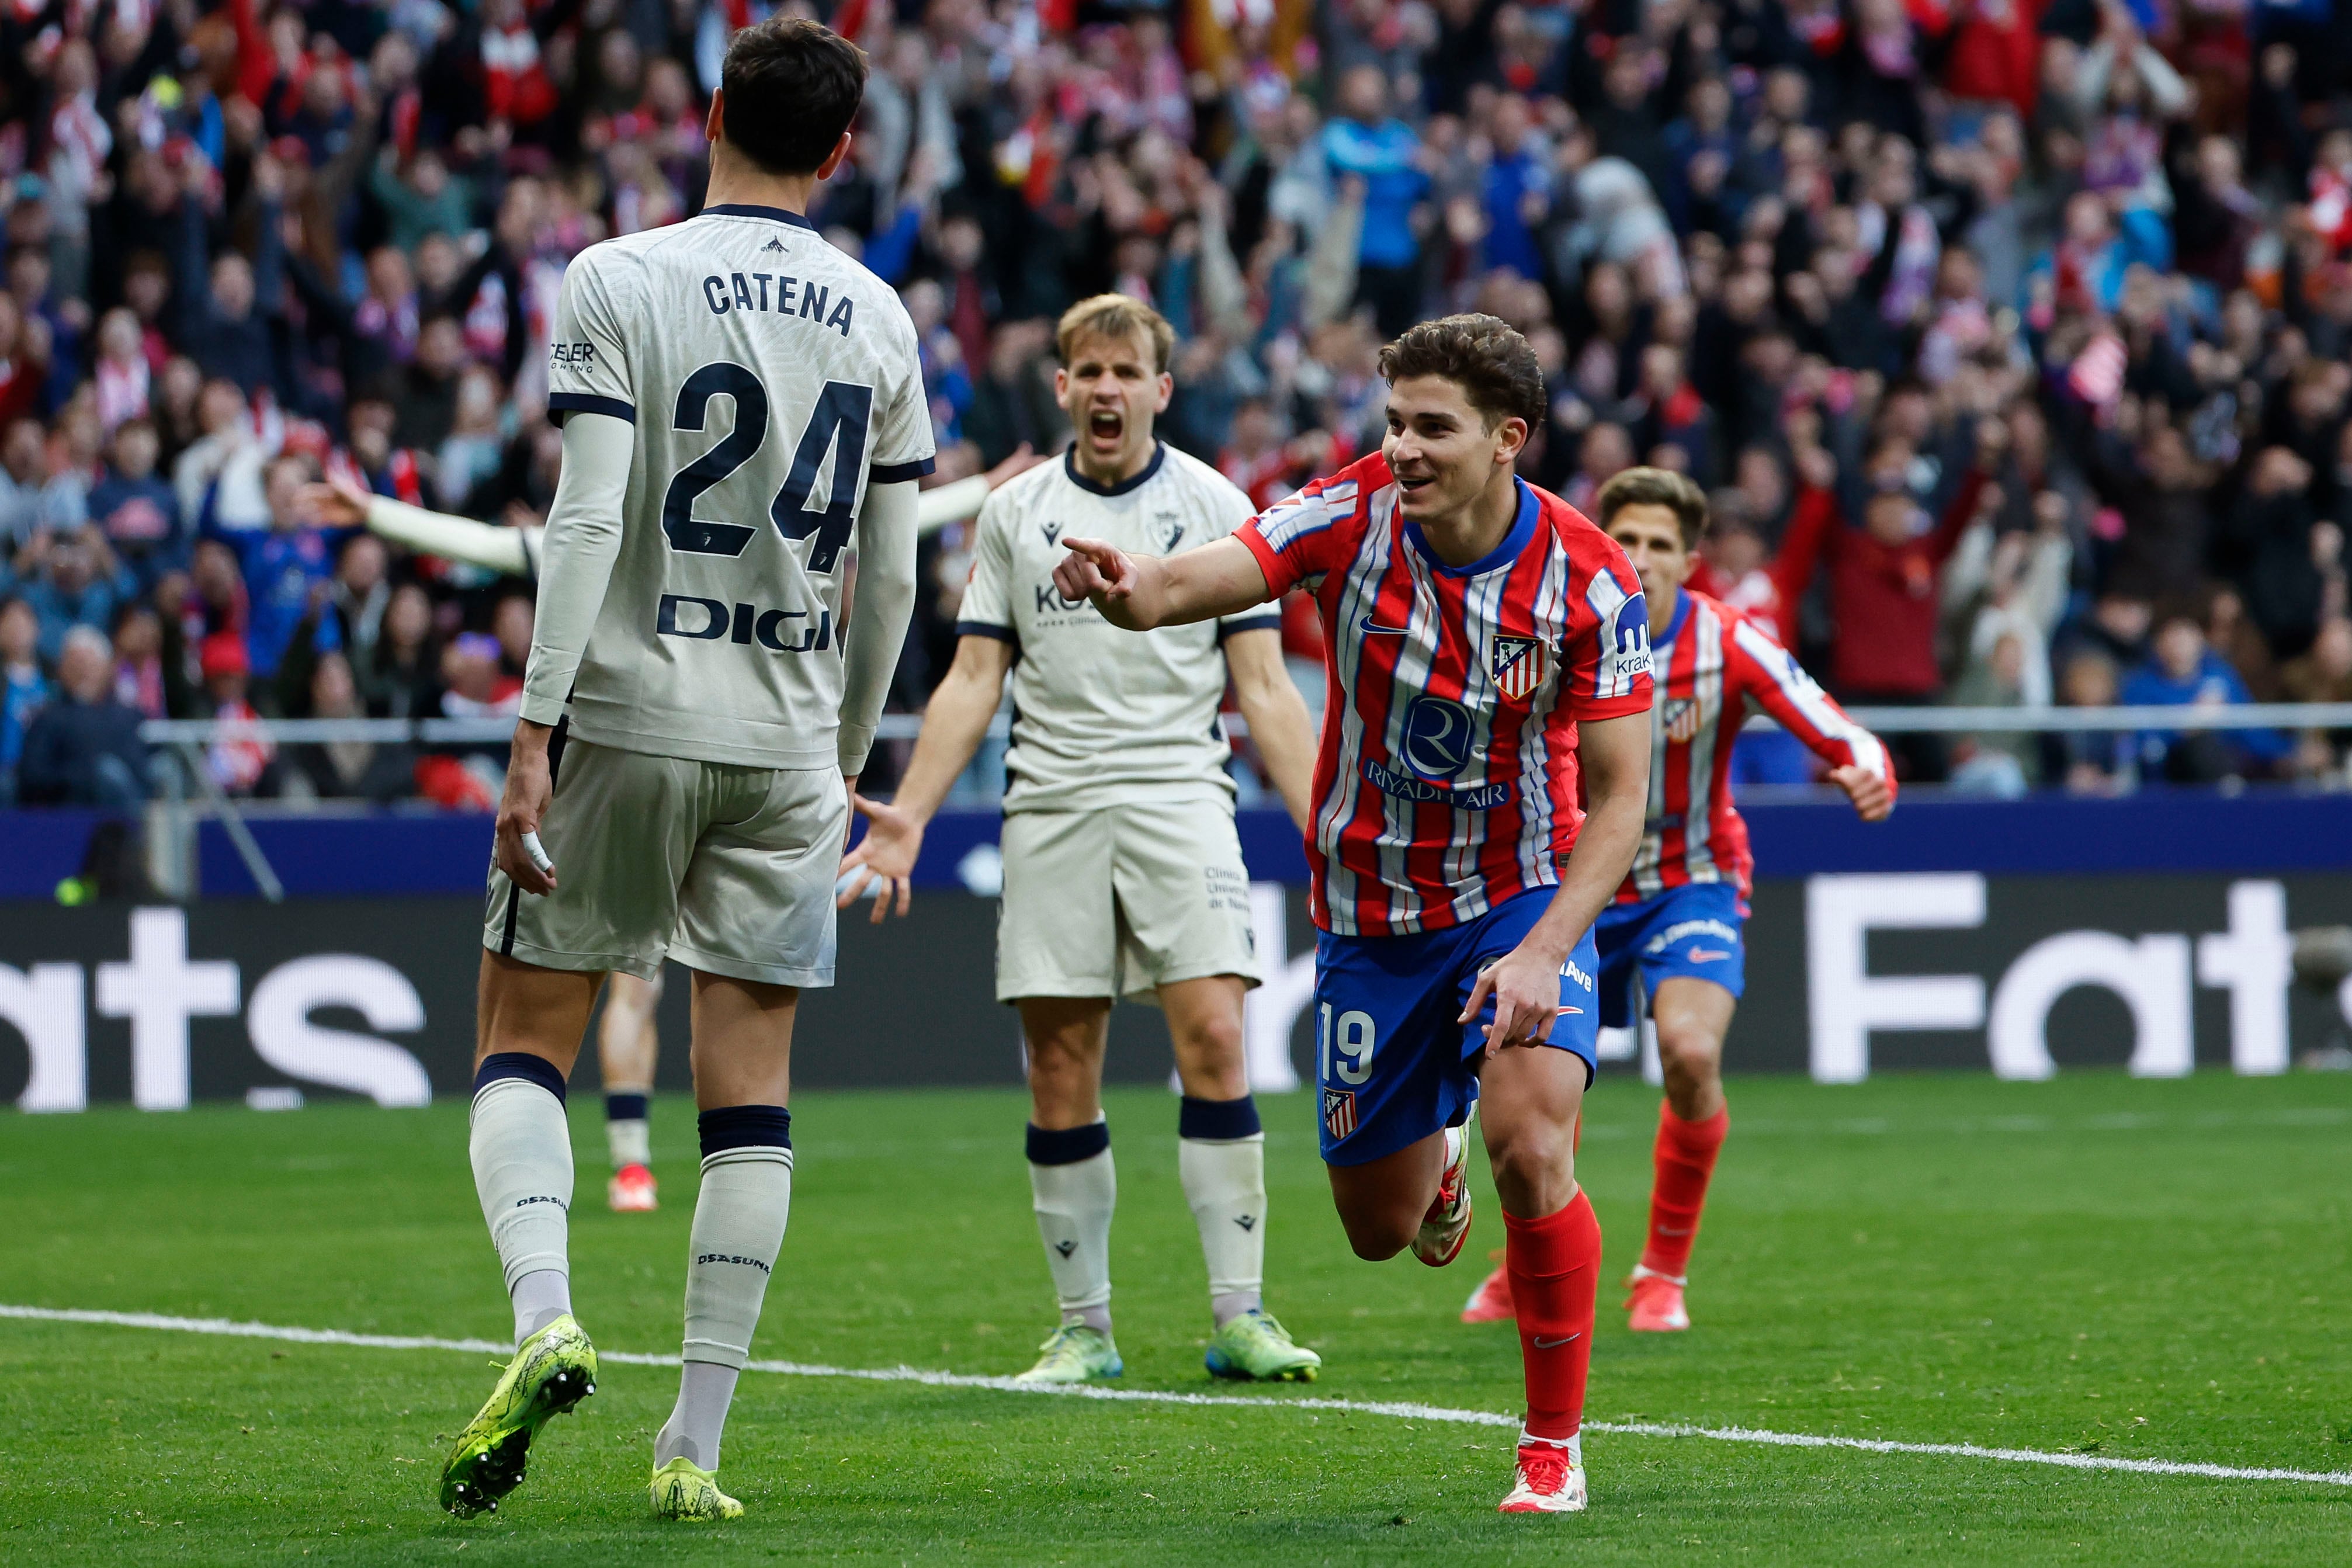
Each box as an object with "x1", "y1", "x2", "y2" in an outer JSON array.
[
  {"x1": 838, "y1": 293, "x2": 1326, "y2": 1386},
  {"x1": 1052, "y1": 314, "x2": 1654, "y2": 1515},
  {"x1": 1458, "y1": 468, "x2": 1895, "y2": 1333},
  {"x1": 438, "y1": 18, "x2": 931, "y2": 1523}
]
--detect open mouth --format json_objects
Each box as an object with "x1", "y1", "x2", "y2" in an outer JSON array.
[
  {"x1": 1087, "y1": 408, "x2": 1125, "y2": 447},
  {"x1": 1395, "y1": 472, "x2": 1437, "y2": 498}
]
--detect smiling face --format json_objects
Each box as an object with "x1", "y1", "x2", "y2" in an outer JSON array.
[
  {"x1": 1380, "y1": 374, "x2": 1525, "y2": 527},
  {"x1": 1055, "y1": 327, "x2": 1171, "y2": 481}
]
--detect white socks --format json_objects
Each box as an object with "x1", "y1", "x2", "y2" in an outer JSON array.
[
  {"x1": 1027, "y1": 1119, "x2": 1115, "y2": 1333},
  {"x1": 469, "y1": 1059, "x2": 575, "y2": 1345},
  {"x1": 1178, "y1": 1095, "x2": 1267, "y2": 1327},
  {"x1": 605, "y1": 1091, "x2": 651, "y2": 1168},
  {"x1": 661, "y1": 1104, "x2": 794, "y2": 1473}
]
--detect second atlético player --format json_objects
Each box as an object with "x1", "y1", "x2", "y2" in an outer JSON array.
[
  {"x1": 1053, "y1": 314, "x2": 1654, "y2": 1517},
  {"x1": 1459, "y1": 468, "x2": 1895, "y2": 1334}
]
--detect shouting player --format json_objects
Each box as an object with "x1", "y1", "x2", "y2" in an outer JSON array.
[
  {"x1": 839, "y1": 294, "x2": 1325, "y2": 1385},
  {"x1": 1053, "y1": 314, "x2": 1654, "y2": 1515},
  {"x1": 439, "y1": 18, "x2": 932, "y2": 1524},
  {"x1": 1459, "y1": 468, "x2": 1895, "y2": 1333}
]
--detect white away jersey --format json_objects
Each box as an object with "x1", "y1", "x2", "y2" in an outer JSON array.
[
  {"x1": 530, "y1": 203, "x2": 934, "y2": 769},
  {"x1": 958, "y1": 443, "x2": 1281, "y2": 813}
]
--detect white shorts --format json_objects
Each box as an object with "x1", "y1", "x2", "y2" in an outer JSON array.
[
  {"x1": 995, "y1": 799, "x2": 1261, "y2": 1004},
  {"x1": 483, "y1": 736, "x2": 848, "y2": 988}
]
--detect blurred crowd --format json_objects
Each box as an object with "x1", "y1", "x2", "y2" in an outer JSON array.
[{"x1": 2, "y1": 0, "x2": 2350, "y2": 810}]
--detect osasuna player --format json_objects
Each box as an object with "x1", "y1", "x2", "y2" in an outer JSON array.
[
  {"x1": 1052, "y1": 315, "x2": 1654, "y2": 1515},
  {"x1": 839, "y1": 294, "x2": 1325, "y2": 1385},
  {"x1": 439, "y1": 19, "x2": 931, "y2": 1524},
  {"x1": 1459, "y1": 469, "x2": 1893, "y2": 1333},
  {"x1": 299, "y1": 451, "x2": 1045, "y2": 1219}
]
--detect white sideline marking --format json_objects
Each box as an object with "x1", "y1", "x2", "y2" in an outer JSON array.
[{"x1": 5, "y1": 1302, "x2": 2347, "y2": 1489}]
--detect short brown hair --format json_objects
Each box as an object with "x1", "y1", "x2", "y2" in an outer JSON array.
[
  {"x1": 1376, "y1": 314, "x2": 1547, "y2": 433},
  {"x1": 720, "y1": 19, "x2": 868, "y2": 176},
  {"x1": 1055, "y1": 294, "x2": 1174, "y2": 374},
  {"x1": 1595, "y1": 465, "x2": 1709, "y2": 549}
]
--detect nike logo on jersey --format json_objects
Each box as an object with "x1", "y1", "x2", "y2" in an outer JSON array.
[
  {"x1": 1554, "y1": 1005, "x2": 1584, "y2": 1015},
  {"x1": 1657, "y1": 1227, "x2": 1692, "y2": 1236},
  {"x1": 1054, "y1": 1240, "x2": 1077, "y2": 1258},
  {"x1": 1358, "y1": 615, "x2": 1413, "y2": 635},
  {"x1": 1532, "y1": 1333, "x2": 1583, "y2": 1349},
  {"x1": 1234, "y1": 1215, "x2": 1257, "y2": 1231},
  {"x1": 1685, "y1": 947, "x2": 1733, "y2": 962}
]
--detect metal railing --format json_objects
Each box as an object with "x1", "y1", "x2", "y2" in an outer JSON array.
[{"x1": 122, "y1": 702, "x2": 2352, "y2": 905}]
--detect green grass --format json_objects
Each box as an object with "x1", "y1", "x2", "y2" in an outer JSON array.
[{"x1": 4, "y1": 1070, "x2": 2351, "y2": 1564}]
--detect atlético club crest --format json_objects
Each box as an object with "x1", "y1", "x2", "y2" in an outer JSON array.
[
  {"x1": 1661, "y1": 696, "x2": 1702, "y2": 742},
  {"x1": 1491, "y1": 635, "x2": 1549, "y2": 702},
  {"x1": 1323, "y1": 1089, "x2": 1358, "y2": 1141}
]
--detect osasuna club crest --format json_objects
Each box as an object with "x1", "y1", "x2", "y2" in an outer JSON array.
[{"x1": 1490, "y1": 635, "x2": 1549, "y2": 702}]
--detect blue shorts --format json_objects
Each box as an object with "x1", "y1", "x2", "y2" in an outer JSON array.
[
  {"x1": 1312, "y1": 889, "x2": 1601, "y2": 1167},
  {"x1": 1594, "y1": 882, "x2": 1747, "y2": 1029}
]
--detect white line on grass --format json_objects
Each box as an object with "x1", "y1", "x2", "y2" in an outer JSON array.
[{"x1": 5, "y1": 1302, "x2": 2346, "y2": 1489}]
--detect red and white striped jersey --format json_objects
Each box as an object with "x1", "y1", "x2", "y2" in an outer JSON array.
[
  {"x1": 1619, "y1": 588, "x2": 1893, "y2": 904},
  {"x1": 1236, "y1": 452, "x2": 1654, "y2": 938}
]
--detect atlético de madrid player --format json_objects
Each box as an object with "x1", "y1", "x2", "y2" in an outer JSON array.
[
  {"x1": 1053, "y1": 314, "x2": 1654, "y2": 1517},
  {"x1": 1461, "y1": 467, "x2": 1895, "y2": 1335}
]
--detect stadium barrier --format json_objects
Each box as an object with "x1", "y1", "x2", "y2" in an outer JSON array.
[{"x1": 4, "y1": 785, "x2": 2349, "y2": 1109}]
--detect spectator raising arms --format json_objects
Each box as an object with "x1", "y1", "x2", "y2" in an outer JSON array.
[{"x1": 0, "y1": 0, "x2": 2344, "y2": 807}]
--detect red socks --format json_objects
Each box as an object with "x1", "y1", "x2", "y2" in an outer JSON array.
[
  {"x1": 1642, "y1": 1101, "x2": 1729, "y2": 1279},
  {"x1": 1502, "y1": 1189, "x2": 1601, "y2": 1441}
]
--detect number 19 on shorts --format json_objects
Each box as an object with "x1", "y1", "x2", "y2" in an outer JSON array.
[{"x1": 1318, "y1": 1004, "x2": 1377, "y2": 1086}]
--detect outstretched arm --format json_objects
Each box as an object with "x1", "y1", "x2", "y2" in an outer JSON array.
[
  {"x1": 1726, "y1": 617, "x2": 1895, "y2": 821},
  {"x1": 1050, "y1": 534, "x2": 1274, "y2": 630},
  {"x1": 303, "y1": 476, "x2": 537, "y2": 575}
]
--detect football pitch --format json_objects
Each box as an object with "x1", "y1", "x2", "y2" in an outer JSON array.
[{"x1": 3, "y1": 1070, "x2": 2348, "y2": 1565}]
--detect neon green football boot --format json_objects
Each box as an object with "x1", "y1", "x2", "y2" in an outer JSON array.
[
  {"x1": 438, "y1": 1313, "x2": 599, "y2": 1517},
  {"x1": 650, "y1": 1456, "x2": 744, "y2": 1520},
  {"x1": 1012, "y1": 1323, "x2": 1124, "y2": 1383},
  {"x1": 1204, "y1": 1308, "x2": 1322, "y2": 1382}
]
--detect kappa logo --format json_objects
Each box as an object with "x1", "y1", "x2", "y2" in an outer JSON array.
[
  {"x1": 1042, "y1": 522, "x2": 1063, "y2": 546},
  {"x1": 1156, "y1": 512, "x2": 1184, "y2": 550},
  {"x1": 1491, "y1": 634, "x2": 1550, "y2": 703}
]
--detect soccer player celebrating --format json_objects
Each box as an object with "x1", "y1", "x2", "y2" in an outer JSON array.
[
  {"x1": 1051, "y1": 315, "x2": 1654, "y2": 1515},
  {"x1": 838, "y1": 294, "x2": 1326, "y2": 1385},
  {"x1": 1458, "y1": 469, "x2": 1895, "y2": 1334},
  {"x1": 439, "y1": 18, "x2": 933, "y2": 1523}
]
